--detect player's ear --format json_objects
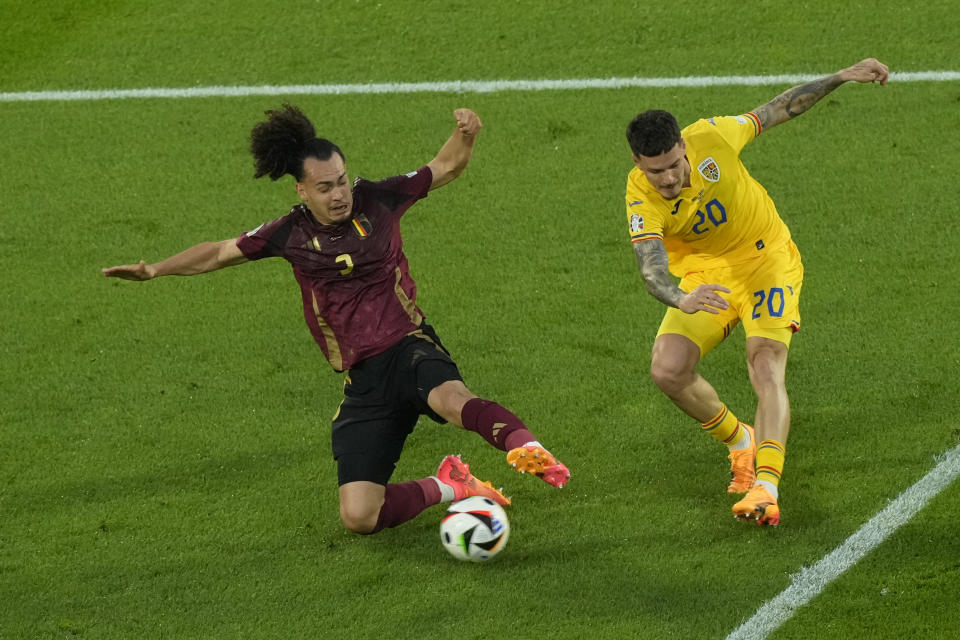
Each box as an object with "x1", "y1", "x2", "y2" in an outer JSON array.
[
  {"x1": 295, "y1": 181, "x2": 307, "y2": 201},
  {"x1": 632, "y1": 153, "x2": 642, "y2": 168}
]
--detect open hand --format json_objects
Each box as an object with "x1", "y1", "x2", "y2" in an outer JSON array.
[
  {"x1": 678, "y1": 283, "x2": 731, "y2": 315},
  {"x1": 102, "y1": 260, "x2": 156, "y2": 281}
]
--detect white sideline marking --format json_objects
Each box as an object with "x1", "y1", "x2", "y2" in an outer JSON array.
[
  {"x1": 727, "y1": 442, "x2": 960, "y2": 640},
  {"x1": 0, "y1": 71, "x2": 957, "y2": 102}
]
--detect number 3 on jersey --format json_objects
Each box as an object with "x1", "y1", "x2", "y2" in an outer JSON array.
[
  {"x1": 691, "y1": 198, "x2": 727, "y2": 234},
  {"x1": 336, "y1": 254, "x2": 354, "y2": 275}
]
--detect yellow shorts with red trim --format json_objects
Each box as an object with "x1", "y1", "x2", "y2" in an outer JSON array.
[{"x1": 656, "y1": 241, "x2": 804, "y2": 357}]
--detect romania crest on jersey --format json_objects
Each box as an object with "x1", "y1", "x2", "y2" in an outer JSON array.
[{"x1": 698, "y1": 157, "x2": 720, "y2": 182}]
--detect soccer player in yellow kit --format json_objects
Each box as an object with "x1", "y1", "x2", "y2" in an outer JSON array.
[{"x1": 624, "y1": 58, "x2": 889, "y2": 525}]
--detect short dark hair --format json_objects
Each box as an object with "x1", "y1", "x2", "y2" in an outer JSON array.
[
  {"x1": 626, "y1": 109, "x2": 681, "y2": 157},
  {"x1": 249, "y1": 104, "x2": 345, "y2": 181}
]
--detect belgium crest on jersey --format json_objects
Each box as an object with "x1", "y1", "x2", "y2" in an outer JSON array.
[
  {"x1": 351, "y1": 213, "x2": 373, "y2": 238},
  {"x1": 698, "y1": 157, "x2": 720, "y2": 182}
]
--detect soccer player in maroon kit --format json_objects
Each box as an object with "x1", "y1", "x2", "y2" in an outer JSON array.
[{"x1": 103, "y1": 105, "x2": 569, "y2": 534}]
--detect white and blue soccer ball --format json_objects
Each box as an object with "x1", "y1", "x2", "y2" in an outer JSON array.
[{"x1": 439, "y1": 496, "x2": 510, "y2": 562}]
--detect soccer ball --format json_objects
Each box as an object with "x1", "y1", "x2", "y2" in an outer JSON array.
[{"x1": 439, "y1": 496, "x2": 510, "y2": 562}]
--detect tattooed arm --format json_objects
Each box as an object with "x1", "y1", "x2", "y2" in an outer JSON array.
[
  {"x1": 751, "y1": 58, "x2": 889, "y2": 132},
  {"x1": 634, "y1": 239, "x2": 730, "y2": 314}
]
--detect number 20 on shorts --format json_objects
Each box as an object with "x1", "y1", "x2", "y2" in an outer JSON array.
[{"x1": 752, "y1": 286, "x2": 794, "y2": 319}]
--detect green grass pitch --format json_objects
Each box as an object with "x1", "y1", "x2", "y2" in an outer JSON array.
[{"x1": 2, "y1": 1, "x2": 959, "y2": 638}]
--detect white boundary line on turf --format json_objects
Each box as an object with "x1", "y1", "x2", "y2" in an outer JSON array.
[
  {"x1": 727, "y1": 442, "x2": 960, "y2": 640},
  {"x1": 0, "y1": 71, "x2": 958, "y2": 102}
]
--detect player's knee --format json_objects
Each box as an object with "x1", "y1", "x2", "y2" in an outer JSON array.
[
  {"x1": 339, "y1": 502, "x2": 379, "y2": 534},
  {"x1": 427, "y1": 379, "x2": 476, "y2": 425},
  {"x1": 650, "y1": 357, "x2": 691, "y2": 395},
  {"x1": 747, "y1": 344, "x2": 787, "y2": 393},
  {"x1": 650, "y1": 335, "x2": 700, "y2": 395}
]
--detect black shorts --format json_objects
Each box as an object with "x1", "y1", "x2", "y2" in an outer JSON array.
[{"x1": 331, "y1": 323, "x2": 463, "y2": 486}]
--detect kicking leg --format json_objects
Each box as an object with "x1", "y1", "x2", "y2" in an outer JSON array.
[{"x1": 427, "y1": 379, "x2": 570, "y2": 488}]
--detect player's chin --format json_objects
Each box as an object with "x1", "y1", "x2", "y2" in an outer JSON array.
[
  {"x1": 329, "y1": 206, "x2": 351, "y2": 221},
  {"x1": 660, "y1": 187, "x2": 681, "y2": 199}
]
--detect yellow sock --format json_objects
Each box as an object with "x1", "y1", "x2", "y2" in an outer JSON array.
[
  {"x1": 756, "y1": 440, "x2": 786, "y2": 498},
  {"x1": 701, "y1": 404, "x2": 750, "y2": 450}
]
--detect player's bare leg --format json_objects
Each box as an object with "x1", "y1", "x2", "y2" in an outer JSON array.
[
  {"x1": 427, "y1": 379, "x2": 479, "y2": 425},
  {"x1": 651, "y1": 333, "x2": 756, "y2": 493},
  {"x1": 338, "y1": 481, "x2": 386, "y2": 533},
  {"x1": 732, "y1": 336, "x2": 789, "y2": 525},
  {"x1": 745, "y1": 336, "x2": 790, "y2": 445},
  {"x1": 650, "y1": 333, "x2": 721, "y2": 421},
  {"x1": 428, "y1": 380, "x2": 570, "y2": 488}
]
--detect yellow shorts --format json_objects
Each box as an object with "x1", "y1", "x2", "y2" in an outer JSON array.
[{"x1": 656, "y1": 240, "x2": 804, "y2": 357}]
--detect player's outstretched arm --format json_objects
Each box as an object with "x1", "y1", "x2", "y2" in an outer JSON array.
[
  {"x1": 751, "y1": 58, "x2": 889, "y2": 132},
  {"x1": 426, "y1": 108, "x2": 481, "y2": 190},
  {"x1": 634, "y1": 239, "x2": 730, "y2": 314},
  {"x1": 102, "y1": 238, "x2": 248, "y2": 281}
]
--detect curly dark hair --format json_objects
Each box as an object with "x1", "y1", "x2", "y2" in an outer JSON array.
[
  {"x1": 626, "y1": 109, "x2": 681, "y2": 157},
  {"x1": 249, "y1": 104, "x2": 344, "y2": 181}
]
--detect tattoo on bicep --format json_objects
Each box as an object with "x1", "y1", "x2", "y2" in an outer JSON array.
[{"x1": 634, "y1": 240, "x2": 683, "y2": 308}]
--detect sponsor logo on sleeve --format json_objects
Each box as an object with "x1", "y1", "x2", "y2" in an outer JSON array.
[{"x1": 630, "y1": 213, "x2": 644, "y2": 233}]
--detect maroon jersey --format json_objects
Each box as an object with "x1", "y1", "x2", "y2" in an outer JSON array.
[{"x1": 236, "y1": 167, "x2": 433, "y2": 371}]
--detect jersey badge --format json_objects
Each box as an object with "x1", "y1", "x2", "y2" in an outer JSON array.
[
  {"x1": 630, "y1": 213, "x2": 644, "y2": 233},
  {"x1": 698, "y1": 157, "x2": 720, "y2": 182},
  {"x1": 352, "y1": 214, "x2": 372, "y2": 238}
]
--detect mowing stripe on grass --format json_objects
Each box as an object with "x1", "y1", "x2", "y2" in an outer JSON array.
[
  {"x1": 727, "y1": 442, "x2": 960, "y2": 640},
  {"x1": 0, "y1": 71, "x2": 957, "y2": 102}
]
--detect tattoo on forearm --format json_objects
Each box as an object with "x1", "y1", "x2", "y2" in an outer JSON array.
[
  {"x1": 754, "y1": 75, "x2": 842, "y2": 130},
  {"x1": 634, "y1": 240, "x2": 683, "y2": 308}
]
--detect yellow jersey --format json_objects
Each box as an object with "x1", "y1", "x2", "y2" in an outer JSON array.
[{"x1": 625, "y1": 113, "x2": 792, "y2": 277}]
